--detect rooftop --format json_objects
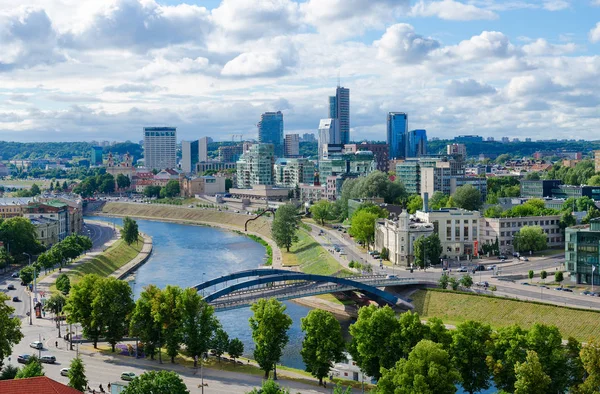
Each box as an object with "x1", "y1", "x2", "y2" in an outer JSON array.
[
  {"x1": 0, "y1": 376, "x2": 83, "y2": 394},
  {"x1": 0, "y1": 197, "x2": 36, "y2": 206}
]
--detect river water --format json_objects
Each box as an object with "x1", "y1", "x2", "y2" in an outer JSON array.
[{"x1": 90, "y1": 216, "x2": 351, "y2": 370}]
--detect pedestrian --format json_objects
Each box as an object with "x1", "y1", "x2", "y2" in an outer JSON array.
[
  {"x1": 55, "y1": 341, "x2": 58, "y2": 348},
  {"x1": 107, "y1": 383, "x2": 111, "y2": 391}
]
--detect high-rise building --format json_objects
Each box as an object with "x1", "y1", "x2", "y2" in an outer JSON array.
[
  {"x1": 181, "y1": 140, "x2": 200, "y2": 173},
  {"x1": 218, "y1": 145, "x2": 243, "y2": 163},
  {"x1": 387, "y1": 112, "x2": 407, "y2": 160},
  {"x1": 91, "y1": 146, "x2": 103, "y2": 166},
  {"x1": 447, "y1": 143, "x2": 466, "y2": 158},
  {"x1": 236, "y1": 144, "x2": 275, "y2": 189},
  {"x1": 344, "y1": 143, "x2": 390, "y2": 172},
  {"x1": 406, "y1": 129, "x2": 427, "y2": 158},
  {"x1": 274, "y1": 158, "x2": 315, "y2": 188},
  {"x1": 331, "y1": 87, "x2": 350, "y2": 144},
  {"x1": 143, "y1": 127, "x2": 177, "y2": 170},
  {"x1": 284, "y1": 134, "x2": 300, "y2": 157},
  {"x1": 258, "y1": 111, "x2": 284, "y2": 157},
  {"x1": 199, "y1": 137, "x2": 208, "y2": 162},
  {"x1": 318, "y1": 118, "x2": 340, "y2": 160}
]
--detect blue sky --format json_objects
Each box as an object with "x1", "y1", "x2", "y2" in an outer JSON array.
[{"x1": 0, "y1": 0, "x2": 598, "y2": 142}]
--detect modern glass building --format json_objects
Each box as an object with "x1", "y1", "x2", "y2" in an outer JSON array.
[
  {"x1": 236, "y1": 144, "x2": 275, "y2": 189},
  {"x1": 319, "y1": 151, "x2": 376, "y2": 179},
  {"x1": 387, "y1": 112, "x2": 407, "y2": 160},
  {"x1": 143, "y1": 127, "x2": 177, "y2": 170},
  {"x1": 328, "y1": 96, "x2": 337, "y2": 119},
  {"x1": 258, "y1": 111, "x2": 284, "y2": 157},
  {"x1": 396, "y1": 160, "x2": 420, "y2": 194},
  {"x1": 336, "y1": 87, "x2": 350, "y2": 144},
  {"x1": 406, "y1": 129, "x2": 427, "y2": 158},
  {"x1": 90, "y1": 146, "x2": 103, "y2": 166},
  {"x1": 565, "y1": 219, "x2": 600, "y2": 285},
  {"x1": 318, "y1": 118, "x2": 340, "y2": 160},
  {"x1": 274, "y1": 158, "x2": 315, "y2": 188}
]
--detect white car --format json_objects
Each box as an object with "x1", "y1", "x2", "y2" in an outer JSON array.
[
  {"x1": 457, "y1": 266, "x2": 468, "y2": 272},
  {"x1": 29, "y1": 341, "x2": 43, "y2": 349},
  {"x1": 60, "y1": 368, "x2": 70, "y2": 376}
]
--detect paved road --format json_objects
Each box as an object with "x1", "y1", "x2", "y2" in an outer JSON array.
[{"x1": 82, "y1": 221, "x2": 118, "y2": 252}]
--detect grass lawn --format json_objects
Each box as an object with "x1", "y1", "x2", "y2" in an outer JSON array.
[
  {"x1": 412, "y1": 289, "x2": 600, "y2": 342},
  {"x1": 283, "y1": 230, "x2": 352, "y2": 277},
  {"x1": 315, "y1": 293, "x2": 355, "y2": 305}
]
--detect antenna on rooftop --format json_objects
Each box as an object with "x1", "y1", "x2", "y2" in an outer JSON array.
[{"x1": 337, "y1": 69, "x2": 341, "y2": 88}]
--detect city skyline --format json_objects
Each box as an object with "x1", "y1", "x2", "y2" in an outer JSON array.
[{"x1": 0, "y1": 0, "x2": 598, "y2": 142}]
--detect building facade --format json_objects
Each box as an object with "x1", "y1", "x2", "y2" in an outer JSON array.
[
  {"x1": 218, "y1": 145, "x2": 243, "y2": 163},
  {"x1": 480, "y1": 215, "x2": 563, "y2": 254},
  {"x1": 196, "y1": 161, "x2": 236, "y2": 174},
  {"x1": 415, "y1": 208, "x2": 481, "y2": 258},
  {"x1": 344, "y1": 143, "x2": 390, "y2": 172},
  {"x1": 236, "y1": 144, "x2": 275, "y2": 189},
  {"x1": 199, "y1": 137, "x2": 208, "y2": 162},
  {"x1": 447, "y1": 143, "x2": 466, "y2": 158},
  {"x1": 318, "y1": 118, "x2": 340, "y2": 160},
  {"x1": 300, "y1": 184, "x2": 326, "y2": 202},
  {"x1": 30, "y1": 217, "x2": 59, "y2": 247},
  {"x1": 565, "y1": 219, "x2": 600, "y2": 285},
  {"x1": 375, "y1": 211, "x2": 434, "y2": 265},
  {"x1": 406, "y1": 129, "x2": 427, "y2": 158},
  {"x1": 319, "y1": 151, "x2": 376, "y2": 179},
  {"x1": 181, "y1": 140, "x2": 200, "y2": 173},
  {"x1": 23, "y1": 202, "x2": 68, "y2": 241},
  {"x1": 284, "y1": 134, "x2": 300, "y2": 157},
  {"x1": 90, "y1": 146, "x2": 103, "y2": 166},
  {"x1": 143, "y1": 127, "x2": 177, "y2": 170},
  {"x1": 0, "y1": 197, "x2": 35, "y2": 218},
  {"x1": 180, "y1": 175, "x2": 226, "y2": 197},
  {"x1": 274, "y1": 158, "x2": 315, "y2": 188},
  {"x1": 258, "y1": 111, "x2": 284, "y2": 157},
  {"x1": 387, "y1": 112, "x2": 407, "y2": 160},
  {"x1": 329, "y1": 86, "x2": 350, "y2": 144}
]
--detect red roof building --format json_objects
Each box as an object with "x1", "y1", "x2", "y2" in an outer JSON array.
[{"x1": 0, "y1": 376, "x2": 83, "y2": 394}]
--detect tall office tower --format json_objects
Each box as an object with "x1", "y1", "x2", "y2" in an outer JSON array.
[
  {"x1": 387, "y1": 112, "x2": 408, "y2": 160},
  {"x1": 199, "y1": 137, "x2": 208, "y2": 162},
  {"x1": 181, "y1": 140, "x2": 200, "y2": 173},
  {"x1": 91, "y1": 146, "x2": 103, "y2": 166},
  {"x1": 318, "y1": 118, "x2": 340, "y2": 160},
  {"x1": 284, "y1": 134, "x2": 300, "y2": 157},
  {"x1": 330, "y1": 86, "x2": 350, "y2": 144},
  {"x1": 143, "y1": 127, "x2": 177, "y2": 170},
  {"x1": 258, "y1": 111, "x2": 284, "y2": 157},
  {"x1": 406, "y1": 129, "x2": 427, "y2": 158}
]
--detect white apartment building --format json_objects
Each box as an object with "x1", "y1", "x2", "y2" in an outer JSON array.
[
  {"x1": 143, "y1": 127, "x2": 177, "y2": 170},
  {"x1": 375, "y1": 211, "x2": 434, "y2": 265},
  {"x1": 480, "y1": 215, "x2": 563, "y2": 254},
  {"x1": 415, "y1": 208, "x2": 481, "y2": 258}
]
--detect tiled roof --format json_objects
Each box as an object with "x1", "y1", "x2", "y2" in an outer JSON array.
[{"x1": 0, "y1": 376, "x2": 83, "y2": 394}]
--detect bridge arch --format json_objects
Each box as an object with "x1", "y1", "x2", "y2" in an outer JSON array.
[
  {"x1": 193, "y1": 269, "x2": 299, "y2": 293},
  {"x1": 203, "y1": 273, "x2": 399, "y2": 306}
]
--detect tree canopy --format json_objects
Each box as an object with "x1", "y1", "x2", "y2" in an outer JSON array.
[
  {"x1": 0, "y1": 293, "x2": 24, "y2": 371},
  {"x1": 271, "y1": 204, "x2": 299, "y2": 252},
  {"x1": 513, "y1": 226, "x2": 548, "y2": 253},
  {"x1": 349, "y1": 210, "x2": 378, "y2": 249},
  {"x1": 122, "y1": 371, "x2": 189, "y2": 394},
  {"x1": 452, "y1": 184, "x2": 482, "y2": 211},
  {"x1": 121, "y1": 217, "x2": 139, "y2": 245}
]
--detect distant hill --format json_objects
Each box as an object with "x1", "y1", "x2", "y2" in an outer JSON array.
[{"x1": 428, "y1": 139, "x2": 600, "y2": 158}]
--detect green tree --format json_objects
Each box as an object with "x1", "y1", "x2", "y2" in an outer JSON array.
[
  {"x1": 154, "y1": 285, "x2": 184, "y2": 363},
  {"x1": 130, "y1": 285, "x2": 162, "y2": 360},
  {"x1": 120, "y1": 217, "x2": 139, "y2": 245},
  {"x1": 213, "y1": 327, "x2": 230, "y2": 362},
  {"x1": 459, "y1": 274, "x2": 473, "y2": 289},
  {"x1": 406, "y1": 194, "x2": 423, "y2": 214},
  {"x1": 380, "y1": 247, "x2": 389, "y2": 260},
  {"x1": 68, "y1": 357, "x2": 87, "y2": 391},
  {"x1": 15, "y1": 356, "x2": 44, "y2": 379},
  {"x1": 555, "y1": 271, "x2": 564, "y2": 284},
  {"x1": 429, "y1": 192, "x2": 450, "y2": 210},
  {"x1": 528, "y1": 270, "x2": 534, "y2": 282},
  {"x1": 525, "y1": 172, "x2": 541, "y2": 180},
  {"x1": 426, "y1": 317, "x2": 453, "y2": 348},
  {"x1": 249, "y1": 299, "x2": 293, "y2": 379},
  {"x1": 525, "y1": 324, "x2": 571, "y2": 392},
  {"x1": 540, "y1": 270, "x2": 548, "y2": 282},
  {"x1": 0, "y1": 216, "x2": 44, "y2": 256},
  {"x1": 163, "y1": 180, "x2": 181, "y2": 198},
  {"x1": 396, "y1": 311, "x2": 430, "y2": 359},
  {"x1": 487, "y1": 325, "x2": 529, "y2": 393},
  {"x1": 452, "y1": 184, "x2": 482, "y2": 211},
  {"x1": 92, "y1": 277, "x2": 134, "y2": 352},
  {"x1": 300, "y1": 309, "x2": 345, "y2": 385},
  {"x1": 513, "y1": 226, "x2": 547, "y2": 253},
  {"x1": 0, "y1": 364, "x2": 18, "y2": 380},
  {"x1": 44, "y1": 293, "x2": 66, "y2": 317},
  {"x1": 65, "y1": 274, "x2": 103, "y2": 348},
  {"x1": 0, "y1": 293, "x2": 23, "y2": 371},
  {"x1": 179, "y1": 288, "x2": 218, "y2": 367},
  {"x1": 449, "y1": 277, "x2": 459, "y2": 290},
  {"x1": 271, "y1": 204, "x2": 299, "y2": 252},
  {"x1": 451, "y1": 321, "x2": 492, "y2": 394},
  {"x1": 56, "y1": 273, "x2": 71, "y2": 294},
  {"x1": 588, "y1": 175, "x2": 600, "y2": 186},
  {"x1": 19, "y1": 265, "x2": 36, "y2": 285},
  {"x1": 438, "y1": 273, "x2": 450, "y2": 289},
  {"x1": 122, "y1": 371, "x2": 189, "y2": 394},
  {"x1": 349, "y1": 210, "x2": 378, "y2": 249},
  {"x1": 348, "y1": 305, "x2": 400, "y2": 379},
  {"x1": 228, "y1": 338, "x2": 244, "y2": 363},
  {"x1": 577, "y1": 341, "x2": 600, "y2": 394},
  {"x1": 310, "y1": 200, "x2": 333, "y2": 225},
  {"x1": 116, "y1": 173, "x2": 131, "y2": 189},
  {"x1": 376, "y1": 340, "x2": 459, "y2": 394},
  {"x1": 143, "y1": 185, "x2": 161, "y2": 198},
  {"x1": 246, "y1": 379, "x2": 290, "y2": 394},
  {"x1": 30, "y1": 183, "x2": 41, "y2": 196},
  {"x1": 514, "y1": 351, "x2": 551, "y2": 394}
]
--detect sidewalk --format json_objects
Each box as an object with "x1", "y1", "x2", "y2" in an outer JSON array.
[{"x1": 111, "y1": 232, "x2": 153, "y2": 280}]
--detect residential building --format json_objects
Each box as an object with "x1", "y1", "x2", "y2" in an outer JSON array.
[
  {"x1": 218, "y1": 145, "x2": 243, "y2": 163},
  {"x1": 90, "y1": 146, "x2": 103, "y2": 165},
  {"x1": 447, "y1": 143, "x2": 466, "y2": 158},
  {"x1": 0, "y1": 162, "x2": 9, "y2": 177},
  {"x1": 236, "y1": 144, "x2": 275, "y2": 189},
  {"x1": 396, "y1": 160, "x2": 421, "y2": 194},
  {"x1": 181, "y1": 140, "x2": 200, "y2": 173},
  {"x1": 326, "y1": 175, "x2": 345, "y2": 201},
  {"x1": 258, "y1": 111, "x2": 284, "y2": 157},
  {"x1": 520, "y1": 180, "x2": 562, "y2": 198},
  {"x1": 319, "y1": 151, "x2": 376, "y2": 179},
  {"x1": 143, "y1": 126, "x2": 177, "y2": 170},
  {"x1": 387, "y1": 112, "x2": 407, "y2": 160},
  {"x1": 344, "y1": 142, "x2": 390, "y2": 172},
  {"x1": 318, "y1": 118, "x2": 340, "y2": 160},
  {"x1": 415, "y1": 208, "x2": 481, "y2": 258},
  {"x1": 0, "y1": 197, "x2": 35, "y2": 218},
  {"x1": 331, "y1": 353, "x2": 374, "y2": 384},
  {"x1": 23, "y1": 201, "x2": 68, "y2": 241},
  {"x1": 501, "y1": 137, "x2": 510, "y2": 143},
  {"x1": 30, "y1": 217, "x2": 59, "y2": 246},
  {"x1": 300, "y1": 183, "x2": 326, "y2": 202},
  {"x1": 284, "y1": 134, "x2": 300, "y2": 157},
  {"x1": 329, "y1": 86, "x2": 350, "y2": 144},
  {"x1": 375, "y1": 211, "x2": 434, "y2": 265},
  {"x1": 180, "y1": 175, "x2": 226, "y2": 197},
  {"x1": 199, "y1": 137, "x2": 208, "y2": 162},
  {"x1": 274, "y1": 158, "x2": 315, "y2": 188},
  {"x1": 196, "y1": 161, "x2": 236, "y2": 174},
  {"x1": 396, "y1": 156, "x2": 468, "y2": 198},
  {"x1": 406, "y1": 129, "x2": 427, "y2": 158},
  {"x1": 480, "y1": 215, "x2": 563, "y2": 255},
  {"x1": 565, "y1": 219, "x2": 600, "y2": 285},
  {"x1": 40, "y1": 197, "x2": 83, "y2": 235}
]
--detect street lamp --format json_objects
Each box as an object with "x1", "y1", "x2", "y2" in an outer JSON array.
[{"x1": 23, "y1": 253, "x2": 33, "y2": 325}]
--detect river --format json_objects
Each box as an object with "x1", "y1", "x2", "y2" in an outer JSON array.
[{"x1": 90, "y1": 216, "x2": 352, "y2": 370}]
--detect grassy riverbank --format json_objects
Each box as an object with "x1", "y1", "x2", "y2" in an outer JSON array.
[
  {"x1": 412, "y1": 289, "x2": 600, "y2": 341},
  {"x1": 283, "y1": 229, "x2": 352, "y2": 277}
]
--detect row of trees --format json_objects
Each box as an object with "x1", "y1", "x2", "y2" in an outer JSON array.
[
  {"x1": 32, "y1": 234, "x2": 92, "y2": 277},
  {"x1": 143, "y1": 180, "x2": 180, "y2": 199},
  {"x1": 73, "y1": 173, "x2": 117, "y2": 197}
]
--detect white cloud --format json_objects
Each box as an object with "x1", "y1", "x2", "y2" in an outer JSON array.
[
  {"x1": 507, "y1": 74, "x2": 566, "y2": 98},
  {"x1": 446, "y1": 79, "x2": 496, "y2": 96},
  {"x1": 522, "y1": 39, "x2": 576, "y2": 55},
  {"x1": 411, "y1": 0, "x2": 498, "y2": 21},
  {"x1": 441, "y1": 31, "x2": 518, "y2": 61},
  {"x1": 104, "y1": 83, "x2": 163, "y2": 93},
  {"x1": 221, "y1": 45, "x2": 298, "y2": 78},
  {"x1": 375, "y1": 24, "x2": 440, "y2": 64},
  {"x1": 542, "y1": 0, "x2": 570, "y2": 10},
  {"x1": 138, "y1": 57, "x2": 212, "y2": 80},
  {"x1": 590, "y1": 22, "x2": 600, "y2": 43}
]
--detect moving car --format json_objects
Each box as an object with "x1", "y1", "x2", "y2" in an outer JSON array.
[
  {"x1": 29, "y1": 341, "x2": 43, "y2": 349},
  {"x1": 581, "y1": 290, "x2": 592, "y2": 296},
  {"x1": 40, "y1": 355, "x2": 56, "y2": 364},
  {"x1": 472, "y1": 265, "x2": 486, "y2": 273},
  {"x1": 521, "y1": 282, "x2": 530, "y2": 286},
  {"x1": 457, "y1": 266, "x2": 468, "y2": 273},
  {"x1": 60, "y1": 368, "x2": 70, "y2": 376},
  {"x1": 17, "y1": 355, "x2": 30, "y2": 364},
  {"x1": 7, "y1": 284, "x2": 15, "y2": 290},
  {"x1": 386, "y1": 275, "x2": 397, "y2": 279},
  {"x1": 12, "y1": 296, "x2": 19, "y2": 302},
  {"x1": 498, "y1": 255, "x2": 507, "y2": 260},
  {"x1": 11, "y1": 272, "x2": 19, "y2": 278},
  {"x1": 121, "y1": 372, "x2": 136, "y2": 381},
  {"x1": 486, "y1": 265, "x2": 496, "y2": 271},
  {"x1": 563, "y1": 288, "x2": 574, "y2": 293}
]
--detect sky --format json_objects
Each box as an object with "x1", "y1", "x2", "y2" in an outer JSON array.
[{"x1": 0, "y1": 0, "x2": 599, "y2": 143}]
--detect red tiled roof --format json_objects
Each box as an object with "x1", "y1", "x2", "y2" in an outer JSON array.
[{"x1": 0, "y1": 376, "x2": 83, "y2": 394}]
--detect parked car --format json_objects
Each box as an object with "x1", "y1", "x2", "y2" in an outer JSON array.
[
  {"x1": 17, "y1": 355, "x2": 30, "y2": 364},
  {"x1": 29, "y1": 341, "x2": 43, "y2": 349},
  {"x1": 386, "y1": 275, "x2": 397, "y2": 279},
  {"x1": 563, "y1": 288, "x2": 574, "y2": 293},
  {"x1": 11, "y1": 272, "x2": 19, "y2": 278},
  {"x1": 540, "y1": 286, "x2": 550, "y2": 289},
  {"x1": 486, "y1": 265, "x2": 496, "y2": 271},
  {"x1": 581, "y1": 290, "x2": 592, "y2": 296},
  {"x1": 457, "y1": 266, "x2": 468, "y2": 272},
  {"x1": 554, "y1": 287, "x2": 563, "y2": 291},
  {"x1": 12, "y1": 296, "x2": 19, "y2": 302},
  {"x1": 522, "y1": 257, "x2": 529, "y2": 261},
  {"x1": 60, "y1": 368, "x2": 70, "y2": 376},
  {"x1": 499, "y1": 255, "x2": 507, "y2": 260},
  {"x1": 121, "y1": 372, "x2": 136, "y2": 381},
  {"x1": 473, "y1": 265, "x2": 486, "y2": 272},
  {"x1": 521, "y1": 282, "x2": 530, "y2": 286},
  {"x1": 40, "y1": 355, "x2": 56, "y2": 364},
  {"x1": 7, "y1": 284, "x2": 15, "y2": 290}
]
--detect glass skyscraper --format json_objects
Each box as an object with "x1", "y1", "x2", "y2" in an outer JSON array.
[
  {"x1": 328, "y1": 86, "x2": 350, "y2": 144},
  {"x1": 258, "y1": 111, "x2": 284, "y2": 157},
  {"x1": 406, "y1": 129, "x2": 428, "y2": 158},
  {"x1": 387, "y1": 112, "x2": 407, "y2": 159}
]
